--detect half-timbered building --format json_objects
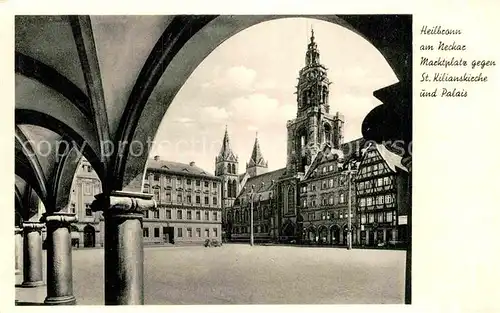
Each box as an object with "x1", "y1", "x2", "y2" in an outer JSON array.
[{"x1": 355, "y1": 143, "x2": 410, "y2": 247}]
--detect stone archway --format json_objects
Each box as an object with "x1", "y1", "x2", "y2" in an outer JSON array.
[
  {"x1": 330, "y1": 225, "x2": 341, "y2": 245},
  {"x1": 318, "y1": 225, "x2": 328, "y2": 244}
]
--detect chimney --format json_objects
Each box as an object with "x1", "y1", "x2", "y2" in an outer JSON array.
[
  {"x1": 189, "y1": 161, "x2": 195, "y2": 166},
  {"x1": 154, "y1": 155, "x2": 160, "y2": 161}
]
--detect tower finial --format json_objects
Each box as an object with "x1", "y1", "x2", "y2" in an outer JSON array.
[{"x1": 311, "y1": 27, "x2": 315, "y2": 43}]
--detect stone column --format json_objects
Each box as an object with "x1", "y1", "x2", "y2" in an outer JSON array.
[
  {"x1": 392, "y1": 228, "x2": 397, "y2": 241},
  {"x1": 356, "y1": 229, "x2": 361, "y2": 245},
  {"x1": 92, "y1": 191, "x2": 156, "y2": 305},
  {"x1": 365, "y1": 231, "x2": 369, "y2": 245},
  {"x1": 383, "y1": 229, "x2": 387, "y2": 243},
  {"x1": 21, "y1": 222, "x2": 45, "y2": 287},
  {"x1": 42, "y1": 212, "x2": 78, "y2": 305},
  {"x1": 15, "y1": 227, "x2": 23, "y2": 275}
]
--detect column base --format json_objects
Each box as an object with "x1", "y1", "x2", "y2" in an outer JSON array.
[
  {"x1": 20, "y1": 280, "x2": 45, "y2": 288},
  {"x1": 44, "y1": 295, "x2": 77, "y2": 305},
  {"x1": 15, "y1": 269, "x2": 21, "y2": 275}
]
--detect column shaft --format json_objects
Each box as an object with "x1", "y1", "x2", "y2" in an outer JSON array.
[
  {"x1": 104, "y1": 212, "x2": 144, "y2": 305},
  {"x1": 92, "y1": 191, "x2": 156, "y2": 305},
  {"x1": 21, "y1": 222, "x2": 44, "y2": 287},
  {"x1": 15, "y1": 228, "x2": 22, "y2": 275},
  {"x1": 44, "y1": 213, "x2": 77, "y2": 305}
]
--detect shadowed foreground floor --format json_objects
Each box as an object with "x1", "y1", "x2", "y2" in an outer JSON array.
[{"x1": 16, "y1": 244, "x2": 405, "y2": 305}]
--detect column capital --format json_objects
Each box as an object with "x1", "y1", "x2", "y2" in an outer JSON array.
[
  {"x1": 15, "y1": 227, "x2": 23, "y2": 234},
  {"x1": 41, "y1": 212, "x2": 78, "y2": 225},
  {"x1": 22, "y1": 221, "x2": 45, "y2": 231},
  {"x1": 91, "y1": 190, "x2": 157, "y2": 215}
]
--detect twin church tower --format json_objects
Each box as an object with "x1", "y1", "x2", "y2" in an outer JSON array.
[{"x1": 215, "y1": 29, "x2": 344, "y2": 214}]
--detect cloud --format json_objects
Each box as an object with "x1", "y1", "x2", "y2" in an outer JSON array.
[
  {"x1": 247, "y1": 125, "x2": 259, "y2": 131},
  {"x1": 202, "y1": 106, "x2": 230, "y2": 120},
  {"x1": 202, "y1": 65, "x2": 257, "y2": 91},
  {"x1": 255, "y1": 78, "x2": 277, "y2": 90},
  {"x1": 229, "y1": 93, "x2": 298, "y2": 126},
  {"x1": 173, "y1": 117, "x2": 195, "y2": 124}
]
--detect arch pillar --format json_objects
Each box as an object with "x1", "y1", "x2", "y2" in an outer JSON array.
[
  {"x1": 15, "y1": 227, "x2": 23, "y2": 275},
  {"x1": 21, "y1": 221, "x2": 45, "y2": 287},
  {"x1": 91, "y1": 191, "x2": 157, "y2": 305},
  {"x1": 41, "y1": 212, "x2": 78, "y2": 305}
]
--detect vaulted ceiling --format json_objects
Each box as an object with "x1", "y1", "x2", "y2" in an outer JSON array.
[{"x1": 14, "y1": 15, "x2": 412, "y2": 219}]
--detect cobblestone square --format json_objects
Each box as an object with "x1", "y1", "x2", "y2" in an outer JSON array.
[{"x1": 16, "y1": 244, "x2": 405, "y2": 305}]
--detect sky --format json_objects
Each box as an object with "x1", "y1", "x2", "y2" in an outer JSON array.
[{"x1": 149, "y1": 17, "x2": 398, "y2": 174}]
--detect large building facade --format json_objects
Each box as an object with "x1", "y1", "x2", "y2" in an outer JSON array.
[
  {"x1": 68, "y1": 158, "x2": 104, "y2": 248},
  {"x1": 220, "y1": 30, "x2": 410, "y2": 247},
  {"x1": 140, "y1": 157, "x2": 222, "y2": 245},
  {"x1": 68, "y1": 157, "x2": 223, "y2": 247}
]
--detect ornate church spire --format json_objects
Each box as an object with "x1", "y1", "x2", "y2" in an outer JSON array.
[
  {"x1": 246, "y1": 132, "x2": 268, "y2": 177},
  {"x1": 306, "y1": 28, "x2": 320, "y2": 66}
]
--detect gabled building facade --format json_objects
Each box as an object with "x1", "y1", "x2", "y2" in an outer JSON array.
[{"x1": 355, "y1": 143, "x2": 410, "y2": 247}]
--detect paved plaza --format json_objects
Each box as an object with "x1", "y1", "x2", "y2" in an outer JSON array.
[{"x1": 16, "y1": 244, "x2": 406, "y2": 305}]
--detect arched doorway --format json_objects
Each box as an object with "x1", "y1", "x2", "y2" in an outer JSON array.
[
  {"x1": 306, "y1": 226, "x2": 316, "y2": 243},
  {"x1": 318, "y1": 226, "x2": 328, "y2": 244},
  {"x1": 330, "y1": 225, "x2": 340, "y2": 245},
  {"x1": 84, "y1": 224, "x2": 95, "y2": 248},
  {"x1": 283, "y1": 222, "x2": 295, "y2": 237}
]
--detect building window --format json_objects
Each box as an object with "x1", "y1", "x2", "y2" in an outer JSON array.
[
  {"x1": 361, "y1": 214, "x2": 367, "y2": 224},
  {"x1": 177, "y1": 210, "x2": 182, "y2": 219},
  {"x1": 177, "y1": 228, "x2": 183, "y2": 237},
  {"x1": 213, "y1": 228, "x2": 218, "y2": 237},
  {"x1": 186, "y1": 179, "x2": 191, "y2": 185},
  {"x1": 213, "y1": 212, "x2": 218, "y2": 221},
  {"x1": 204, "y1": 196, "x2": 209, "y2": 205},
  {"x1": 84, "y1": 183, "x2": 92, "y2": 195},
  {"x1": 205, "y1": 211, "x2": 209, "y2": 220},
  {"x1": 328, "y1": 179, "x2": 333, "y2": 188},
  {"x1": 385, "y1": 194, "x2": 393, "y2": 204},
  {"x1": 204, "y1": 181, "x2": 209, "y2": 188},
  {"x1": 367, "y1": 197, "x2": 374, "y2": 206},
  {"x1": 85, "y1": 203, "x2": 92, "y2": 216},
  {"x1": 213, "y1": 197, "x2": 217, "y2": 205},
  {"x1": 165, "y1": 193, "x2": 171, "y2": 202},
  {"x1": 165, "y1": 209, "x2": 171, "y2": 219},
  {"x1": 166, "y1": 176, "x2": 171, "y2": 183},
  {"x1": 196, "y1": 228, "x2": 201, "y2": 237},
  {"x1": 205, "y1": 228, "x2": 210, "y2": 237},
  {"x1": 386, "y1": 211, "x2": 393, "y2": 222},
  {"x1": 360, "y1": 198, "x2": 366, "y2": 207},
  {"x1": 177, "y1": 194, "x2": 182, "y2": 203},
  {"x1": 153, "y1": 174, "x2": 160, "y2": 181},
  {"x1": 187, "y1": 211, "x2": 192, "y2": 220},
  {"x1": 196, "y1": 195, "x2": 201, "y2": 204},
  {"x1": 187, "y1": 195, "x2": 192, "y2": 203},
  {"x1": 154, "y1": 228, "x2": 160, "y2": 237},
  {"x1": 144, "y1": 210, "x2": 149, "y2": 218},
  {"x1": 196, "y1": 211, "x2": 201, "y2": 220},
  {"x1": 177, "y1": 177, "x2": 182, "y2": 185},
  {"x1": 143, "y1": 228, "x2": 149, "y2": 237},
  {"x1": 369, "y1": 213, "x2": 375, "y2": 223},
  {"x1": 153, "y1": 188, "x2": 160, "y2": 201},
  {"x1": 187, "y1": 228, "x2": 192, "y2": 237},
  {"x1": 329, "y1": 196, "x2": 334, "y2": 205},
  {"x1": 196, "y1": 180, "x2": 201, "y2": 187},
  {"x1": 213, "y1": 182, "x2": 217, "y2": 188},
  {"x1": 154, "y1": 210, "x2": 159, "y2": 219}
]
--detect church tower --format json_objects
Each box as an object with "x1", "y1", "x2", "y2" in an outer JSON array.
[
  {"x1": 286, "y1": 29, "x2": 345, "y2": 175},
  {"x1": 215, "y1": 126, "x2": 239, "y2": 215},
  {"x1": 246, "y1": 133, "x2": 269, "y2": 177}
]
